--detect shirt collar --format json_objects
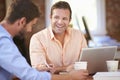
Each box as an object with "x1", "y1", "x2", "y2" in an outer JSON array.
[
  {"x1": 0, "y1": 25, "x2": 12, "y2": 39},
  {"x1": 48, "y1": 26, "x2": 54, "y2": 39},
  {"x1": 48, "y1": 26, "x2": 72, "y2": 40}
]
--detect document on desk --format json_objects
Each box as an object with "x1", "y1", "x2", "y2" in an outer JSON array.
[{"x1": 93, "y1": 72, "x2": 120, "y2": 80}]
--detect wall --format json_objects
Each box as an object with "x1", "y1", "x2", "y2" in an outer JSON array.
[
  {"x1": 0, "y1": 0, "x2": 6, "y2": 21},
  {"x1": 45, "y1": 0, "x2": 52, "y2": 27},
  {"x1": 106, "y1": 0, "x2": 120, "y2": 41}
]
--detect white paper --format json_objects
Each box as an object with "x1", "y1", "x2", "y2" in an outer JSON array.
[{"x1": 93, "y1": 72, "x2": 120, "y2": 80}]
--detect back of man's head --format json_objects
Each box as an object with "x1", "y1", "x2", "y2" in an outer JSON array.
[{"x1": 5, "y1": 0, "x2": 40, "y2": 24}]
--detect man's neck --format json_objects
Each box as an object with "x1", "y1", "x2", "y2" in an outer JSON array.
[{"x1": 54, "y1": 32, "x2": 66, "y2": 47}]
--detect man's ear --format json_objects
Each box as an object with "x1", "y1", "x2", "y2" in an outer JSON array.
[
  {"x1": 20, "y1": 17, "x2": 26, "y2": 26},
  {"x1": 50, "y1": 15, "x2": 52, "y2": 19}
]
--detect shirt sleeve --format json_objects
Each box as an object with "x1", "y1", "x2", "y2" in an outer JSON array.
[{"x1": 0, "y1": 37, "x2": 51, "y2": 80}]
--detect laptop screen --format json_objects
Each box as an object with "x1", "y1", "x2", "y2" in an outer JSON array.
[{"x1": 79, "y1": 46, "x2": 117, "y2": 74}]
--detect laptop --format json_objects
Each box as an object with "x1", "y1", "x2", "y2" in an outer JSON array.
[{"x1": 79, "y1": 46, "x2": 117, "y2": 75}]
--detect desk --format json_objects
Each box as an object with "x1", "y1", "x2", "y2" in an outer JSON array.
[{"x1": 12, "y1": 75, "x2": 93, "y2": 80}]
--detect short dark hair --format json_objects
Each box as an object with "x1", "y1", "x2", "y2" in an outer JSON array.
[
  {"x1": 50, "y1": 1, "x2": 72, "y2": 19},
  {"x1": 5, "y1": 0, "x2": 40, "y2": 24}
]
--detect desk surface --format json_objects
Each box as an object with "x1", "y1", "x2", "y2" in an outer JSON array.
[{"x1": 13, "y1": 76, "x2": 93, "y2": 80}]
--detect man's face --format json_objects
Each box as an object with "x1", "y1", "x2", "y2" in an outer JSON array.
[
  {"x1": 16, "y1": 18, "x2": 38, "y2": 37},
  {"x1": 25, "y1": 18, "x2": 38, "y2": 32},
  {"x1": 50, "y1": 9, "x2": 71, "y2": 35}
]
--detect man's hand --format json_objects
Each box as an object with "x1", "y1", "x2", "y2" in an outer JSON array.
[
  {"x1": 36, "y1": 64, "x2": 49, "y2": 71},
  {"x1": 69, "y1": 69, "x2": 89, "y2": 80},
  {"x1": 66, "y1": 64, "x2": 74, "y2": 72},
  {"x1": 36, "y1": 64, "x2": 53, "y2": 71},
  {"x1": 50, "y1": 66, "x2": 67, "y2": 74},
  {"x1": 51, "y1": 69, "x2": 89, "y2": 80}
]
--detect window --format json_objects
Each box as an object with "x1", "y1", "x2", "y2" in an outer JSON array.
[{"x1": 46, "y1": 0, "x2": 106, "y2": 35}]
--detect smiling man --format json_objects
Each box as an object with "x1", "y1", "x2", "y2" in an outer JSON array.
[{"x1": 30, "y1": 1, "x2": 88, "y2": 80}]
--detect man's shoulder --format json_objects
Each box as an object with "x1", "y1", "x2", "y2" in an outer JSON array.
[
  {"x1": 32, "y1": 27, "x2": 49, "y2": 40},
  {"x1": 0, "y1": 27, "x2": 11, "y2": 39},
  {"x1": 70, "y1": 28, "x2": 83, "y2": 34},
  {"x1": 34, "y1": 28, "x2": 48, "y2": 35}
]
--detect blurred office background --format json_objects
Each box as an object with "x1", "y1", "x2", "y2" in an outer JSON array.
[{"x1": 0, "y1": 0, "x2": 120, "y2": 64}]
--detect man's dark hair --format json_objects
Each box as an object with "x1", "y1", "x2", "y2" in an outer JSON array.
[
  {"x1": 5, "y1": 0, "x2": 40, "y2": 24},
  {"x1": 50, "y1": 1, "x2": 72, "y2": 20}
]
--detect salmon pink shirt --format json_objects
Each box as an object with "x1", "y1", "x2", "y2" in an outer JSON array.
[{"x1": 30, "y1": 26, "x2": 87, "y2": 68}]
